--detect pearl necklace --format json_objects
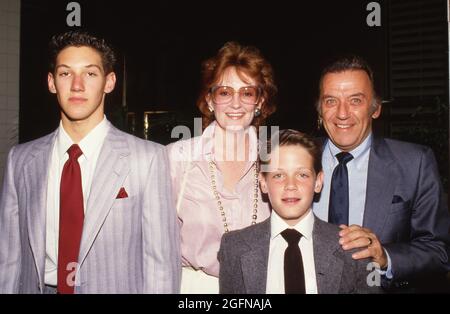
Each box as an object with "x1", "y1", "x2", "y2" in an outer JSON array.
[{"x1": 208, "y1": 160, "x2": 259, "y2": 233}]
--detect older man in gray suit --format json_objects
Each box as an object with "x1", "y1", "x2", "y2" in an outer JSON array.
[
  {"x1": 0, "y1": 31, "x2": 180, "y2": 293},
  {"x1": 312, "y1": 55, "x2": 450, "y2": 292}
]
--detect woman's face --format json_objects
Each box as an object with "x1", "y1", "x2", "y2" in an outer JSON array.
[{"x1": 206, "y1": 66, "x2": 263, "y2": 132}]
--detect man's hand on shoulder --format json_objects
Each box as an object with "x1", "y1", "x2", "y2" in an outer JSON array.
[{"x1": 339, "y1": 224, "x2": 387, "y2": 269}]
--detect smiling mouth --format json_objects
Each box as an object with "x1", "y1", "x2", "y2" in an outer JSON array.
[
  {"x1": 335, "y1": 124, "x2": 352, "y2": 129},
  {"x1": 226, "y1": 113, "x2": 246, "y2": 119}
]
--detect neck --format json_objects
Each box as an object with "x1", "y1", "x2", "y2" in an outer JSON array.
[
  {"x1": 61, "y1": 112, "x2": 104, "y2": 143},
  {"x1": 275, "y1": 207, "x2": 311, "y2": 227},
  {"x1": 214, "y1": 125, "x2": 250, "y2": 162}
]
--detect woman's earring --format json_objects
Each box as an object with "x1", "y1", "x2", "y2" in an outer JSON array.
[
  {"x1": 254, "y1": 108, "x2": 261, "y2": 117},
  {"x1": 317, "y1": 117, "x2": 322, "y2": 130},
  {"x1": 208, "y1": 106, "x2": 214, "y2": 113}
]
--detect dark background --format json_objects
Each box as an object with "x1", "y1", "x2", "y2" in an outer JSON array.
[
  {"x1": 19, "y1": 0, "x2": 389, "y2": 139},
  {"x1": 19, "y1": 0, "x2": 448, "y2": 189}
]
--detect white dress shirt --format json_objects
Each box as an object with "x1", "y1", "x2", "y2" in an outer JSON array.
[
  {"x1": 44, "y1": 117, "x2": 109, "y2": 286},
  {"x1": 266, "y1": 210, "x2": 318, "y2": 294},
  {"x1": 312, "y1": 134, "x2": 371, "y2": 226}
]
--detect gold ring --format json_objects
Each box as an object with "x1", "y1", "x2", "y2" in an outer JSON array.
[{"x1": 367, "y1": 237, "x2": 373, "y2": 246}]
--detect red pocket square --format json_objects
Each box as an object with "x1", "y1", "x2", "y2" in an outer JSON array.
[{"x1": 116, "y1": 187, "x2": 128, "y2": 199}]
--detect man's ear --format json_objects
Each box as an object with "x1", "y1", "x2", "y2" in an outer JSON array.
[
  {"x1": 314, "y1": 171, "x2": 324, "y2": 193},
  {"x1": 104, "y1": 72, "x2": 116, "y2": 94},
  {"x1": 372, "y1": 103, "x2": 382, "y2": 119},
  {"x1": 259, "y1": 173, "x2": 268, "y2": 194},
  {"x1": 48, "y1": 72, "x2": 57, "y2": 94},
  {"x1": 371, "y1": 97, "x2": 382, "y2": 119}
]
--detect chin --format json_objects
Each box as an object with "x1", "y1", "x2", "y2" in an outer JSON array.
[
  {"x1": 64, "y1": 112, "x2": 94, "y2": 122},
  {"x1": 221, "y1": 123, "x2": 251, "y2": 131},
  {"x1": 332, "y1": 136, "x2": 357, "y2": 148},
  {"x1": 283, "y1": 208, "x2": 309, "y2": 220}
]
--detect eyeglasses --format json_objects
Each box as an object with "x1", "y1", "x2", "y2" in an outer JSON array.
[{"x1": 210, "y1": 85, "x2": 262, "y2": 105}]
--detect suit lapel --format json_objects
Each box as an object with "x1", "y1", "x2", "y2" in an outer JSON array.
[
  {"x1": 363, "y1": 137, "x2": 397, "y2": 237},
  {"x1": 23, "y1": 131, "x2": 57, "y2": 290},
  {"x1": 313, "y1": 217, "x2": 344, "y2": 294},
  {"x1": 78, "y1": 125, "x2": 130, "y2": 266},
  {"x1": 240, "y1": 220, "x2": 270, "y2": 294}
]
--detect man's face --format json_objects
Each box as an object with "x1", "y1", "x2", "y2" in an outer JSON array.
[
  {"x1": 48, "y1": 46, "x2": 116, "y2": 124},
  {"x1": 260, "y1": 145, "x2": 323, "y2": 226},
  {"x1": 319, "y1": 70, "x2": 381, "y2": 152}
]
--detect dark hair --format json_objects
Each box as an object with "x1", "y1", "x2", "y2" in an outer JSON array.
[
  {"x1": 260, "y1": 129, "x2": 322, "y2": 175},
  {"x1": 316, "y1": 55, "x2": 379, "y2": 113},
  {"x1": 197, "y1": 41, "x2": 278, "y2": 129},
  {"x1": 48, "y1": 30, "x2": 116, "y2": 74}
]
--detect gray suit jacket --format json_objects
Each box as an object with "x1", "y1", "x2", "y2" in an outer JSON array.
[
  {"x1": 218, "y1": 216, "x2": 381, "y2": 294},
  {"x1": 361, "y1": 138, "x2": 450, "y2": 288},
  {"x1": 0, "y1": 122, "x2": 181, "y2": 293}
]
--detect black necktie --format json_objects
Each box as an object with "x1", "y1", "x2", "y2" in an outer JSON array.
[
  {"x1": 281, "y1": 229, "x2": 305, "y2": 294},
  {"x1": 328, "y1": 152, "x2": 354, "y2": 225}
]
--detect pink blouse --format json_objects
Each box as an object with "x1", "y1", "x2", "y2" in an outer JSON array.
[{"x1": 167, "y1": 122, "x2": 270, "y2": 277}]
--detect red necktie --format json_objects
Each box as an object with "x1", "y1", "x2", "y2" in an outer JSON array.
[{"x1": 57, "y1": 144, "x2": 84, "y2": 294}]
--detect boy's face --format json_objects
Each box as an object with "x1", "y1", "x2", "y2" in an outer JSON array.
[
  {"x1": 260, "y1": 145, "x2": 323, "y2": 226},
  {"x1": 48, "y1": 46, "x2": 116, "y2": 124}
]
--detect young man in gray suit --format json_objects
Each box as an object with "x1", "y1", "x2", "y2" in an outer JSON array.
[
  {"x1": 313, "y1": 55, "x2": 450, "y2": 292},
  {"x1": 219, "y1": 130, "x2": 380, "y2": 293},
  {"x1": 0, "y1": 31, "x2": 180, "y2": 293}
]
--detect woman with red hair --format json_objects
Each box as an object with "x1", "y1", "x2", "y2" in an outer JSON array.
[{"x1": 167, "y1": 42, "x2": 278, "y2": 293}]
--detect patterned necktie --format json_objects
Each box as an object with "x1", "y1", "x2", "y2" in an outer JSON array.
[
  {"x1": 57, "y1": 144, "x2": 84, "y2": 294},
  {"x1": 328, "y1": 152, "x2": 354, "y2": 225},
  {"x1": 281, "y1": 229, "x2": 305, "y2": 294}
]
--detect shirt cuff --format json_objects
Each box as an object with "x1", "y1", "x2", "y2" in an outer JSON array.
[{"x1": 376, "y1": 249, "x2": 393, "y2": 279}]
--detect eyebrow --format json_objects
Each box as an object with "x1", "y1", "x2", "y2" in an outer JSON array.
[
  {"x1": 272, "y1": 167, "x2": 313, "y2": 172},
  {"x1": 216, "y1": 85, "x2": 257, "y2": 89},
  {"x1": 55, "y1": 64, "x2": 103, "y2": 71},
  {"x1": 348, "y1": 92, "x2": 367, "y2": 98},
  {"x1": 321, "y1": 93, "x2": 367, "y2": 99},
  {"x1": 321, "y1": 94, "x2": 337, "y2": 99}
]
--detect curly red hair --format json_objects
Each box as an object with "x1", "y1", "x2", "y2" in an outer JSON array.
[{"x1": 196, "y1": 42, "x2": 278, "y2": 129}]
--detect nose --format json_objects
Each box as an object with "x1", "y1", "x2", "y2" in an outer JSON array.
[
  {"x1": 284, "y1": 176, "x2": 298, "y2": 191},
  {"x1": 71, "y1": 74, "x2": 85, "y2": 92},
  {"x1": 230, "y1": 92, "x2": 242, "y2": 109},
  {"x1": 336, "y1": 102, "x2": 350, "y2": 120}
]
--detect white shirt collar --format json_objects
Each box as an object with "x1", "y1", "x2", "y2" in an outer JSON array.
[
  {"x1": 56, "y1": 116, "x2": 109, "y2": 160},
  {"x1": 325, "y1": 133, "x2": 372, "y2": 170},
  {"x1": 270, "y1": 209, "x2": 314, "y2": 241}
]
